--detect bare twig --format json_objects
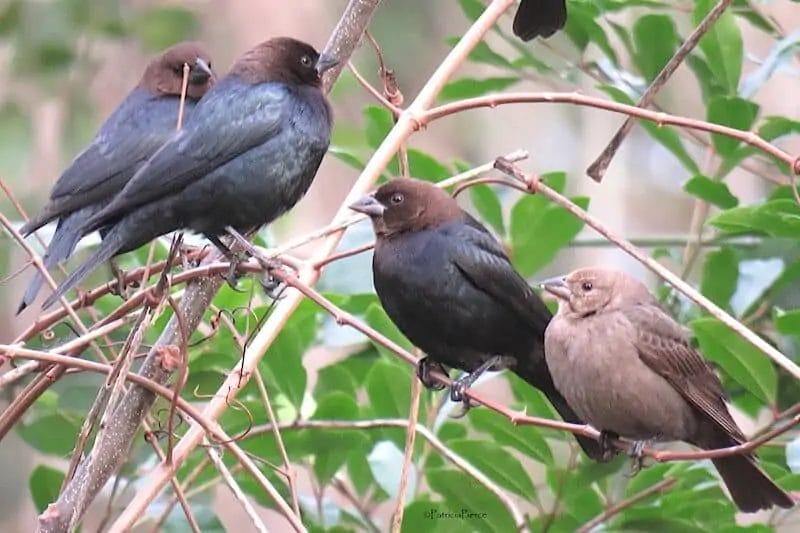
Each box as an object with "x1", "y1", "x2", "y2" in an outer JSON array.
[
  {"x1": 577, "y1": 478, "x2": 677, "y2": 533},
  {"x1": 391, "y1": 375, "x2": 421, "y2": 532},
  {"x1": 586, "y1": 0, "x2": 733, "y2": 181},
  {"x1": 205, "y1": 443, "x2": 268, "y2": 533},
  {"x1": 424, "y1": 94, "x2": 797, "y2": 179}
]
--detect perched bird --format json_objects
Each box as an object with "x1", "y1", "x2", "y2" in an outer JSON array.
[
  {"x1": 17, "y1": 42, "x2": 215, "y2": 313},
  {"x1": 350, "y1": 178, "x2": 606, "y2": 461},
  {"x1": 513, "y1": 0, "x2": 567, "y2": 41},
  {"x1": 42, "y1": 37, "x2": 337, "y2": 309},
  {"x1": 543, "y1": 267, "x2": 794, "y2": 512}
]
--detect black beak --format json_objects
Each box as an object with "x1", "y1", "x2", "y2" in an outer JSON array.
[
  {"x1": 315, "y1": 53, "x2": 339, "y2": 76},
  {"x1": 349, "y1": 195, "x2": 386, "y2": 217},
  {"x1": 190, "y1": 57, "x2": 214, "y2": 84},
  {"x1": 540, "y1": 276, "x2": 571, "y2": 301}
]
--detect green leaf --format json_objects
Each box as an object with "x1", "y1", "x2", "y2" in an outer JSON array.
[
  {"x1": 456, "y1": 0, "x2": 484, "y2": 22},
  {"x1": 261, "y1": 300, "x2": 317, "y2": 410},
  {"x1": 425, "y1": 469, "x2": 516, "y2": 533},
  {"x1": 19, "y1": 413, "x2": 81, "y2": 456},
  {"x1": 564, "y1": 3, "x2": 617, "y2": 61},
  {"x1": 311, "y1": 393, "x2": 367, "y2": 484},
  {"x1": 468, "y1": 409, "x2": 552, "y2": 465},
  {"x1": 693, "y1": 0, "x2": 743, "y2": 93},
  {"x1": 29, "y1": 465, "x2": 64, "y2": 513},
  {"x1": 706, "y1": 96, "x2": 759, "y2": 157},
  {"x1": 364, "y1": 302, "x2": 414, "y2": 359},
  {"x1": 0, "y1": 102, "x2": 32, "y2": 179},
  {"x1": 328, "y1": 145, "x2": 365, "y2": 171},
  {"x1": 447, "y1": 439, "x2": 536, "y2": 498},
  {"x1": 709, "y1": 200, "x2": 800, "y2": 237},
  {"x1": 598, "y1": 85, "x2": 699, "y2": 173},
  {"x1": 439, "y1": 77, "x2": 520, "y2": 102},
  {"x1": 407, "y1": 149, "x2": 451, "y2": 182},
  {"x1": 470, "y1": 185, "x2": 505, "y2": 235},
  {"x1": 683, "y1": 175, "x2": 739, "y2": 209},
  {"x1": 690, "y1": 317, "x2": 778, "y2": 404},
  {"x1": 775, "y1": 309, "x2": 800, "y2": 337},
  {"x1": 365, "y1": 357, "x2": 411, "y2": 418},
  {"x1": 700, "y1": 247, "x2": 739, "y2": 309},
  {"x1": 510, "y1": 190, "x2": 589, "y2": 277},
  {"x1": 633, "y1": 15, "x2": 678, "y2": 81},
  {"x1": 363, "y1": 106, "x2": 395, "y2": 150}
]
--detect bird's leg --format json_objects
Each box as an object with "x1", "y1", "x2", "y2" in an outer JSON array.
[
  {"x1": 206, "y1": 234, "x2": 246, "y2": 290},
  {"x1": 625, "y1": 438, "x2": 656, "y2": 477},
  {"x1": 107, "y1": 258, "x2": 131, "y2": 298},
  {"x1": 599, "y1": 430, "x2": 621, "y2": 461},
  {"x1": 450, "y1": 355, "x2": 505, "y2": 404},
  {"x1": 416, "y1": 357, "x2": 447, "y2": 392}
]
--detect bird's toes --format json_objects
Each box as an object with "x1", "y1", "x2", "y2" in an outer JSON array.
[
  {"x1": 259, "y1": 274, "x2": 287, "y2": 301},
  {"x1": 599, "y1": 430, "x2": 620, "y2": 461},
  {"x1": 448, "y1": 399, "x2": 472, "y2": 419},
  {"x1": 625, "y1": 440, "x2": 648, "y2": 477},
  {"x1": 416, "y1": 358, "x2": 447, "y2": 391}
]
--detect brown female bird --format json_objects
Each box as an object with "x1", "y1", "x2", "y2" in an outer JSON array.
[{"x1": 543, "y1": 267, "x2": 794, "y2": 512}]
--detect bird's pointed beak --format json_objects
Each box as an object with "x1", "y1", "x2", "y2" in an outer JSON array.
[
  {"x1": 349, "y1": 194, "x2": 385, "y2": 217},
  {"x1": 191, "y1": 57, "x2": 214, "y2": 84},
  {"x1": 540, "y1": 276, "x2": 571, "y2": 301},
  {"x1": 315, "y1": 53, "x2": 339, "y2": 76}
]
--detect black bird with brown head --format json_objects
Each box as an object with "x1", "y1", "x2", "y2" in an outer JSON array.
[
  {"x1": 42, "y1": 37, "x2": 337, "y2": 310},
  {"x1": 350, "y1": 177, "x2": 608, "y2": 462},
  {"x1": 17, "y1": 41, "x2": 215, "y2": 313}
]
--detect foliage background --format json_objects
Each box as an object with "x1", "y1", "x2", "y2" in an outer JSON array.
[{"x1": 0, "y1": 0, "x2": 799, "y2": 530}]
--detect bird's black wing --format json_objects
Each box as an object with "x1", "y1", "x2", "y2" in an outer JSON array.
[
  {"x1": 623, "y1": 305, "x2": 745, "y2": 442},
  {"x1": 513, "y1": 0, "x2": 567, "y2": 41},
  {"x1": 85, "y1": 79, "x2": 289, "y2": 230},
  {"x1": 447, "y1": 216, "x2": 552, "y2": 332}
]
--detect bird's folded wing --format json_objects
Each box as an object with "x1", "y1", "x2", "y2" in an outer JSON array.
[
  {"x1": 86, "y1": 82, "x2": 289, "y2": 229},
  {"x1": 513, "y1": 0, "x2": 567, "y2": 41},
  {"x1": 625, "y1": 306, "x2": 745, "y2": 442},
  {"x1": 448, "y1": 217, "x2": 552, "y2": 331}
]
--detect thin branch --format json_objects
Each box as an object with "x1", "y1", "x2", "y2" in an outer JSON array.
[
  {"x1": 391, "y1": 376, "x2": 421, "y2": 532},
  {"x1": 577, "y1": 477, "x2": 677, "y2": 533},
  {"x1": 424, "y1": 94, "x2": 798, "y2": 179},
  {"x1": 586, "y1": 0, "x2": 733, "y2": 181},
  {"x1": 253, "y1": 369, "x2": 301, "y2": 518},
  {"x1": 494, "y1": 158, "x2": 800, "y2": 380},
  {"x1": 205, "y1": 443, "x2": 268, "y2": 533}
]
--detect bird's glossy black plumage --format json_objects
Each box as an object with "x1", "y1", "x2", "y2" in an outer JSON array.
[
  {"x1": 17, "y1": 42, "x2": 214, "y2": 313},
  {"x1": 350, "y1": 178, "x2": 606, "y2": 461},
  {"x1": 513, "y1": 0, "x2": 567, "y2": 41},
  {"x1": 42, "y1": 37, "x2": 336, "y2": 309}
]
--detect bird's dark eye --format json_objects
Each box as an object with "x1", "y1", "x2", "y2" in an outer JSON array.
[
  {"x1": 390, "y1": 193, "x2": 404, "y2": 205},
  {"x1": 300, "y1": 55, "x2": 313, "y2": 67},
  {"x1": 581, "y1": 281, "x2": 593, "y2": 292}
]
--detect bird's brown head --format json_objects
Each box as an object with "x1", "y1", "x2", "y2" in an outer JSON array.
[
  {"x1": 348, "y1": 178, "x2": 463, "y2": 238},
  {"x1": 140, "y1": 41, "x2": 215, "y2": 100},
  {"x1": 541, "y1": 267, "x2": 654, "y2": 318},
  {"x1": 230, "y1": 37, "x2": 338, "y2": 87}
]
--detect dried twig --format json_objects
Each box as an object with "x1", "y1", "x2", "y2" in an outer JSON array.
[
  {"x1": 577, "y1": 478, "x2": 677, "y2": 533},
  {"x1": 586, "y1": 0, "x2": 734, "y2": 181},
  {"x1": 391, "y1": 375, "x2": 421, "y2": 532}
]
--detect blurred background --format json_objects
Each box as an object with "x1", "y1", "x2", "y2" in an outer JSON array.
[{"x1": 1, "y1": 0, "x2": 799, "y2": 530}]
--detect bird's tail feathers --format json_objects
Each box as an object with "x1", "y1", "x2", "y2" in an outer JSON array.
[
  {"x1": 698, "y1": 430, "x2": 794, "y2": 512},
  {"x1": 41, "y1": 230, "x2": 123, "y2": 310},
  {"x1": 18, "y1": 216, "x2": 84, "y2": 314}
]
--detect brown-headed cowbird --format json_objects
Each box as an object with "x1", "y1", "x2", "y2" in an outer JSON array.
[
  {"x1": 543, "y1": 267, "x2": 794, "y2": 512},
  {"x1": 42, "y1": 37, "x2": 337, "y2": 309},
  {"x1": 349, "y1": 177, "x2": 606, "y2": 461},
  {"x1": 513, "y1": 0, "x2": 567, "y2": 41},
  {"x1": 18, "y1": 42, "x2": 214, "y2": 313}
]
